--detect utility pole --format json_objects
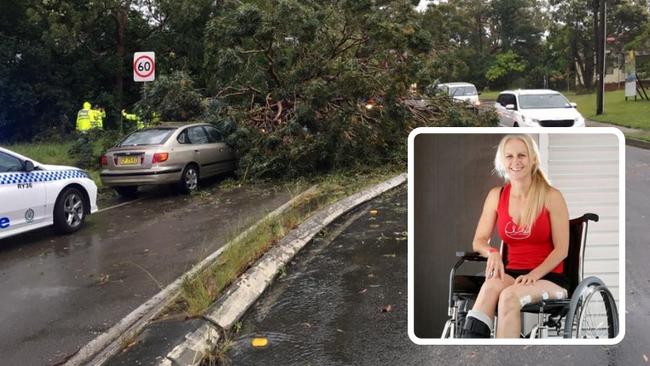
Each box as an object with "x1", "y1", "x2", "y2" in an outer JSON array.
[{"x1": 596, "y1": 0, "x2": 606, "y2": 115}]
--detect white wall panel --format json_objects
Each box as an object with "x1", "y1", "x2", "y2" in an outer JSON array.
[{"x1": 541, "y1": 133, "x2": 621, "y2": 305}]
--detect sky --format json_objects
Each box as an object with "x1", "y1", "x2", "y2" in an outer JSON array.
[{"x1": 416, "y1": 0, "x2": 446, "y2": 12}]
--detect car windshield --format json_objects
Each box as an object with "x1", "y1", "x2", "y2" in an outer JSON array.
[
  {"x1": 449, "y1": 86, "x2": 477, "y2": 97},
  {"x1": 519, "y1": 94, "x2": 572, "y2": 109},
  {"x1": 118, "y1": 128, "x2": 174, "y2": 146}
]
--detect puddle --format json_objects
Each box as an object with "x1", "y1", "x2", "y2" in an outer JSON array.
[{"x1": 226, "y1": 186, "x2": 418, "y2": 365}]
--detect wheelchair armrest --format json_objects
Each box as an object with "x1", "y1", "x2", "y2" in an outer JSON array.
[
  {"x1": 448, "y1": 251, "x2": 487, "y2": 310},
  {"x1": 455, "y1": 251, "x2": 486, "y2": 262}
]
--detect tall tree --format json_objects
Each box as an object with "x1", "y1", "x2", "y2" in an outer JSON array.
[
  {"x1": 140, "y1": 0, "x2": 218, "y2": 85},
  {"x1": 200, "y1": 0, "x2": 490, "y2": 178},
  {"x1": 550, "y1": 0, "x2": 648, "y2": 90}
]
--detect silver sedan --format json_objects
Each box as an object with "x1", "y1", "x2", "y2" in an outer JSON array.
[{"x1": 100, "y1": 123, "x2": 236, "y2": 196}]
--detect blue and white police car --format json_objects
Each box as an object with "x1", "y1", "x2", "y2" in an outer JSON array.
[{"x1": 0, "y1": 147, "x2": 98, "y2": 239}]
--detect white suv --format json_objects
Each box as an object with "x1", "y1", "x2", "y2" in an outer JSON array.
[
  {"x1": 494, "y1": 89, "x2": 585, "y2": 127},
  {"x1": 0, "y1": 147, "x2": 98, "y2": 239},
  {"x1": 437, "y1": 82, "x2": 481, "y2": 108}
]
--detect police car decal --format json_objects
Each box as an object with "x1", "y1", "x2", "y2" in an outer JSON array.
[
  {"x1": 25, "y1": 209, "x2": 34, "y2": 223},
  {"x1": 0, "y1": 217, "x2": 10, "y2": 229},
  {"x1": 0, "y1": 170, "x2": 89, "y2": 185}
]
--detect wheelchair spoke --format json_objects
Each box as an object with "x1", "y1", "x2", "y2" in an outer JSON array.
[
  {"x1": 576, "y1": 286, "x2": 615, "y2": 338},
  {"x1": 563, "y1": 280, "x2": 619, "y2": 339}
]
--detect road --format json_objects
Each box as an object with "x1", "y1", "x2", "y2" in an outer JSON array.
[
  {"x1": 0, "y1": 182, "x2": 292, "y2": 366},
  {"x1": 227, "y1": 145, "x2": 649, "y2": 365}
]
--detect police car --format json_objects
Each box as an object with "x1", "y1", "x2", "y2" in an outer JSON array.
[{"x1": 0, "y1": 147, "x2": 98, "y2": 239}]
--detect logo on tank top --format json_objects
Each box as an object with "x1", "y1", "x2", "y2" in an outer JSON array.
[{"x1": 505, "y1": 220, "x2": 531, "y2": 240}]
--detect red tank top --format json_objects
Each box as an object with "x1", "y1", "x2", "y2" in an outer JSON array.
[{"x1": 497, "y1": 184, "x2": 563, "y2": 274}]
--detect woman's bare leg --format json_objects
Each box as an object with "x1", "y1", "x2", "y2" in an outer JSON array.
[
  {"x1": 472, "y1": 274, "x2": 515, "y2": 318},
  {"x1": 496, "y1": 280, "x2": 568, "y2": 338}
]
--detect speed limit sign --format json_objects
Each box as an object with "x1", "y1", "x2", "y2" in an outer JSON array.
[{"x1": 133, "y1": 52, "x2": 155, "y2": 82}]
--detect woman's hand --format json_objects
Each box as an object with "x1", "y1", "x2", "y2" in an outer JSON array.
[
  {"x1": 485, "y1": 252, "x2": 505, "y2": 280},
  {"x1": 515, "y1": 273, "x2": 538, "y2": 285}
]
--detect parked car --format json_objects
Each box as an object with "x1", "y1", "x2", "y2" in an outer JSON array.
[
  {"x1": 494, "y1": 89, "x2": 586, "y2": 127},
  {"x1": 437, "y1": 82, "x2": 481, "y2": 108},
  {"x1": 0, "y1": 147, "x2": 98, "y2": 239},
  {"x1": 100, "y1": 123, "x2": 237, "y2": 197}
]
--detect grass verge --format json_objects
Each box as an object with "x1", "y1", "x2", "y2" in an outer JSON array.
[
  {"x1": 4, "y1": 141, "x2": 103, "y2": 187},
  {"x1": 5, "y1": 142, "x2": 75, "y2": 165},
  {"x1": 174, "y1": 166, "x2": 402, "y2": 318},
  {"x1": 479, "y1": 90, "x2": 501, "y2": 100},
  {"x1": 627, "y1": 132, "x2": 650, "y2": 143},
  {"x1": 566, "y1": 89, "x2": 650, "y2": 130}
]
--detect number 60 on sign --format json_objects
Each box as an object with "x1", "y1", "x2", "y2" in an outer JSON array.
[{"x1": 133, "y1": 51, "x2": 155, "y2": 82}]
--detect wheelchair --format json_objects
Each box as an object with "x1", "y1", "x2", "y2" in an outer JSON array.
[{"x1": 441, "y1": 213, "x2": 619, "y2": 339}]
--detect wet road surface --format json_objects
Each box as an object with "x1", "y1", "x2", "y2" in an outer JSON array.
[
  {"x1": 227, "y1": 145, "x2": 650, "y2": 365},
  {"x1": 226, "y1": 186, "x2": 414, "y2": 365},
  {"x1": 0, "y1": 181, "x2": 292, "y2": 366}
]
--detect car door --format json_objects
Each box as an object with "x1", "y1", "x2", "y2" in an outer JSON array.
[
  {"x1": 495, "y1": 94, "x2": 508, "y2": 126},
  {"x1": 501, "y1": 93, "x2": 518, "y2": 127},
  {"x1": 0, "y1": 151, "x2": 47, "y2": 237},
  {"x1": 203, "y1": 125, "x2": 235, "y2": 174},
  {"x1": 187, "y1": 126, "x2": 215, "y2": 177}
]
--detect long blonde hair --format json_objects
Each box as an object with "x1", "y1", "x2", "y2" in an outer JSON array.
[{"x1": 494, "y1": 134, "x2": 552, "y2": 230}]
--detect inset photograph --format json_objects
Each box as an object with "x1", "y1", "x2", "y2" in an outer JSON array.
[{"x1": 408, "y1": 128, "x2": 624, "y2": 345}]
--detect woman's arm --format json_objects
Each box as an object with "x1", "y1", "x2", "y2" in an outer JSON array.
[
  {"x1": 472, "y1": 187, "x2": 500, "y2": 255},
  {"x1": 472, "y1": 187, "x2": 504, "y2": 279},
  {"x1": 516, "y1": 188, "x2": 569, "y2": 285}
]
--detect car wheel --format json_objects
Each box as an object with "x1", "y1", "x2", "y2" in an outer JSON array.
[
  {"x1": 114, "y1": 185, "x2": 138, "y2": 198},
  {"x1": 53, "y1": 187, "x2": 86, "y2": 234},
  {"x1": 178, "y1": 164, "x2": 199, "y2": 193}
]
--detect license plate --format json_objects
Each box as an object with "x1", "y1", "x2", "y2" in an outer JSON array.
[{"x1": 118, "y1": 156, "x2": 140, "y2": 165}]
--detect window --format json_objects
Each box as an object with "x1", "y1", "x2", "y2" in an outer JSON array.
[
  {"x1": 498, "y1": 94, "x2": 516, "y2": 108},
  {"x1": 519, "y1": 94, "x2": 571, "y2": 109},
  {"x1": 188, "y1": 126, "x2": 209, "y2": 144},
  {"x1": 0, "y1": 152, "x2": 23, "y2": 173},
  {"x1": 449, "y1": 86, "x2": 477, "y2": 97},
  {"x1": 118, "y1": 128, "x2": 174, "y2": 146},
  {"x1": 177, "y1": 130, "x2": 189, "y2": 144},
  {"x1": 203, "y1": 126, "x2": 223, "y2": 143}
]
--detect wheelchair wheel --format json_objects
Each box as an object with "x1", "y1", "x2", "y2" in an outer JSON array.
[{"x1": 564, "y1": 277, "x2": 619, "y2": 339}]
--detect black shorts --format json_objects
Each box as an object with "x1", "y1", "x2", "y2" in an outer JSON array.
[{"x1": 505, "y1": 269, "x2": 569, "y2": 290}]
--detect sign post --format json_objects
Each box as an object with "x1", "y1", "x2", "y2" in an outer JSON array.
[
  {"x1": 133, "y1": 52, "x2": 155, "y2": 82},
  {"x1": 131, "y1": 52, "x2": 155, "y2": 131},
  {"x1": 625, "y1": 51, "x2": 637, "y2": 101}
]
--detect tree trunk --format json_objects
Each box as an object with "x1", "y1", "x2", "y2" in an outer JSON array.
[
  {"x1": 585, "y1": 0, "x2": 599, "y2": 90},
  {"x1": 476, "y1": 15, "x2": 483, "y2": 54},
  {"x1": 570, "y1": 18, "x2": 579, "y2": 89},
  {"x1": 114, "y1": 6, "x2": 128, "y2": 134},
  {"x1": 583, "y1": 39, "x2": 594, "y2": 89}
]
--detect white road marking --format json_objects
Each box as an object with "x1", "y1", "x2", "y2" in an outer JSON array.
[{"x1": 96, "y1": 198, "x2": 144, "y2": 213}]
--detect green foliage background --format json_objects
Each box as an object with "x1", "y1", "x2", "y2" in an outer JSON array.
[{"x1": 2, "y1": 0, "x2": 648, "y2": 177}]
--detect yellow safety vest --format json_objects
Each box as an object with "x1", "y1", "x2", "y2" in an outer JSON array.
[
  {"x1": 123, "y1": 111, "x2": 144, "y2": 129},
  {"x1": 76, "y1": 109, "x2": 92, "y2": 131},
  {"x1": 89, "y1": 109, "x2": 104, "y2": 129}
]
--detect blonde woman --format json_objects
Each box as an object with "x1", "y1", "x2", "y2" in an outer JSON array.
[{"x1": 462, "y1": 135, "x2": 570, "y2": 338}]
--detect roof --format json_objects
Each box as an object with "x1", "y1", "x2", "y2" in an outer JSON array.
[
  {"x1": 439, "y1": 82, "x2": 476, "y2": 87},
  {"x1": 499, "y1": 89, "x2": 562, "y2": 95},
  {"x1": 146, "y1": 122, "x2": 209, "y2": 130}
]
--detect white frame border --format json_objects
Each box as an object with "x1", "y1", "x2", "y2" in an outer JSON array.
[{"x1": 407, "y1": 127, "x2": 626, "y2": 345}]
